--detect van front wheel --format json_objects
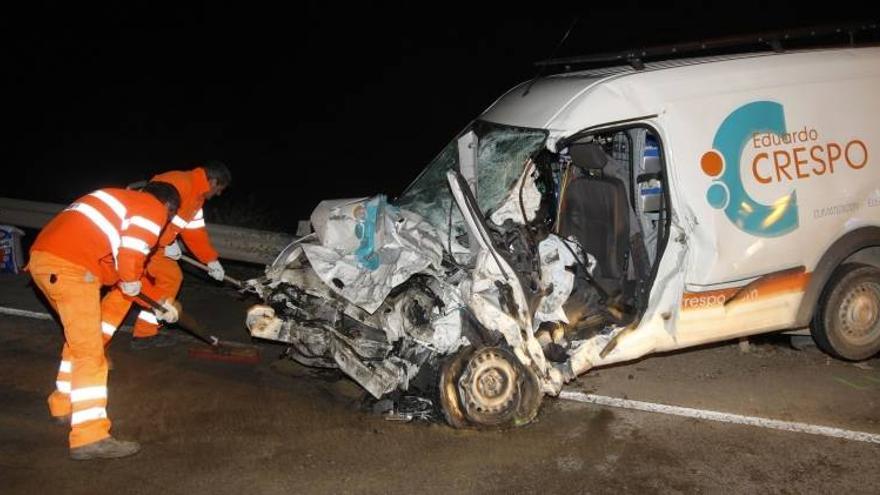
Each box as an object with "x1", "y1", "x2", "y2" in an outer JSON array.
[
  {"x1": 812, "y1": 263, "x2": 880, "y2": 361},
  {"x1": 438, "y1": 346, "x2": 543, "y2": 429}
]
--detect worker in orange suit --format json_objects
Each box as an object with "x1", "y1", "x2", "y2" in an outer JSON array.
[
  {"x1": 28, "y1": 182, "x2": 180, "y2": 460},
  {"x1": 99, "y1": 161, "x2": 231, "y2": 349}
]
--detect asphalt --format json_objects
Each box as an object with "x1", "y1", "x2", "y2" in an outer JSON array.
[{"x1": 1, "y1": 270, "x2": 879, "y2": 494}]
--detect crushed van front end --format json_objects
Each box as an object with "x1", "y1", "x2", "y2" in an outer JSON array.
[{"x1": 245, "y1": 121, "x2": 667, "y2": 427}]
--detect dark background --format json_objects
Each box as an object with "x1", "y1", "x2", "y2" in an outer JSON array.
[{"x1": 4, "y1": 2, "x2": 879, "y2": 231}]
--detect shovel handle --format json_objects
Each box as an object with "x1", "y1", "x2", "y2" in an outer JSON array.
[
  {"x1": 179, "y1": 254, "x2": 244, "y2": 288},
  {"x1": 135, "y1": 292, "x2": 165, "y2": 312},
  {"x1": 135, "y1": 293, "x2": 218, "y2": 347}
]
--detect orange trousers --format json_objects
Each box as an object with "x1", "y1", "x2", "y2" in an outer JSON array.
[
  {"x1": 30, "y1": 251, "x2": 111, "y2": 449},
  {"x1": 101, "y1": 253, "x2": 183, "y2": 339}
]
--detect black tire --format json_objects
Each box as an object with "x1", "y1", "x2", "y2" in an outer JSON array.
[
  {"x1": 811, "y1": 263, "x2": 880, "y2": 361},
  {"x1": 438, "y1": 347, "x2": 474, "y2": 429},
  {"x1": 438, "y1": 346, "x2": 543, "y2": 429}
]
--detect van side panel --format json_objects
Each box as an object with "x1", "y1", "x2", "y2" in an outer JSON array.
[
  {"x1": 665, "y1": 65, "x2": 880, "y2": 344},
  {"x1": 525, "y1": 49, "x2": 880, "y2": 374}
]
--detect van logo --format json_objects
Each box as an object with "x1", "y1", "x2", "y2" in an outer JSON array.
[{"x1": 700, "y1": 101, "x2": 798, "y2": 237}]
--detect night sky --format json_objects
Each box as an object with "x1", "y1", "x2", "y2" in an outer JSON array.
[{"x1": 4, "y1": 2, "x2": 879, "y2": 232}]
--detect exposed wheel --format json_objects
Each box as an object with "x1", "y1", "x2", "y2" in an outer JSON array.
[
  {"x1": 438, "y1": 346, "x2": 542, "y2": 429},
  {"x1": 812, "y1": 263, "x2": 880, "y2": 361}
]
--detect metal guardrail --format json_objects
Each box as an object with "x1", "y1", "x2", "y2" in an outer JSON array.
[{"x1": 0, "y1": 197, "x2": 294, "y2": 265}]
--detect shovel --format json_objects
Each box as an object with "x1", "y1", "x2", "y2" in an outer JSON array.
[{"x1": 136, "y1": 293, "x2": 260, "y2": 365}]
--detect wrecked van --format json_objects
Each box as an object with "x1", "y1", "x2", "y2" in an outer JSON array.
[{"x1": 245, "y1": 46, "x2": 880, "y2": 428}]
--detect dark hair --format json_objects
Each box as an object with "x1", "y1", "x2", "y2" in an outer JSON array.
[
  {"x1": 142, "y1": 181, "x2": 181, "y2": 216},
  {"x1": 203, "y1": 160, "x2": 232, "y2": 188}
]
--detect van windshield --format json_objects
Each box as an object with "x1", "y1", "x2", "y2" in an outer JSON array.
[{"x1": 396, "y1": 121, "x2": 547, "y2": 236}]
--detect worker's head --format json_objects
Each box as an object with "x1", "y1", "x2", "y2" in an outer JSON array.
[
  {"x1": 203, "y1": 160, "x2": 231, "y2": 199},
  {"x1": 143, "y1": 181, "x2": 181, "y2": 222}
]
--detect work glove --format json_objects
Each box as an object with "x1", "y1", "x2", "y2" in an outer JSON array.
[
  {"x1": 164, "y1": 240, "x2": 182, "y2": 260},
  {"x1": 119, "y1": 280, "x2": 142, "y2": 297},
  {"x1": 207, "y1": 260, "x2": 225, "y2": 282},
  {"x1": 155, "y1": 299, "x2": 180, "y2": 324}
]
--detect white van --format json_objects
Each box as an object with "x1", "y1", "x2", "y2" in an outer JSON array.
[{"x1": 246, "y1": 45, "x2": 880, "y2": 427}]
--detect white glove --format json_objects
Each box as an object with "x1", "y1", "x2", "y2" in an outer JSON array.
[
  {"x1": 164, "y1": 241, "x2": 182, "y2": 260},
  {"x1": 207, "y1": 260, "x2": 225, "y2": 282},
  {"x1": 119, "y1": 280, "x2": 142, "y2": 297},
  {"x1": 155, "y1": 299, "x2": 180, "y2": 324}
]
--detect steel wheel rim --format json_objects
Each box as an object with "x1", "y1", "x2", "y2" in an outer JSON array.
[
  {"x1": 838, "y1": 281, "x2": 880, "y2": 346},
  {"x1": 458, "y1": 348, "x2": 519, "y2": 420}
]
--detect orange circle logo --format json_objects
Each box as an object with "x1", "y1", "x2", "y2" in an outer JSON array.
[{"x1": 701, "y1": 150, "x2": 723, "y2": 177}]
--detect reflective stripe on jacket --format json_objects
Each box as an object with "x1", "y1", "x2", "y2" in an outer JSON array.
[
  {"x1": 153, "y1": 167, "x2": 219, "y2": 264},
  {"x1": 31, "y1": 188, "x2": 168, "y2": 285}
]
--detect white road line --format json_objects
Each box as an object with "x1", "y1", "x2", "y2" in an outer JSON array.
[
  {"x1": 0, "y1": 305, "x2": 132, "y2": 333},
  {"x1": 0, "y1": 306, "x2": 54, "y2": 320},
  {"x1": 559, "y1": 390, "x2": 880, "y2": 444}
]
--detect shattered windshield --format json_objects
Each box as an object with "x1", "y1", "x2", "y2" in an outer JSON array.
[
  {"x1": 474, "y1": 122, "x2": 547, "y2": 214},
  {"x1": 396, "y1": 122, "x2": 547, "y2": 237},
  {"x1": 395, "y1": 137, "x2": 462, "y2": 241}
]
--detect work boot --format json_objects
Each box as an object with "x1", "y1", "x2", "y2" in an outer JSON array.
[
  {"x1": 70, "y1": 437, "x2": 141, "y2": 460},
  {"x1": 130, "y1": 330, "x2": 178, "y2": 350}
]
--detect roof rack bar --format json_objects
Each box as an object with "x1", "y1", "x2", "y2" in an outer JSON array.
[{"x1": 535, "y1": 22, "x2": 879, "y2": 70}]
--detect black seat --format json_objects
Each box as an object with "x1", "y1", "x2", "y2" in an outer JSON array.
[{"x1": 558, "y1": 143, "x2": 630, "y2": 292}]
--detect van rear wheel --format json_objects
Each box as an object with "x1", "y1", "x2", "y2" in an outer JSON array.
[{"x1": 812, "y1": 263, "x2": 880, "y2": 361}]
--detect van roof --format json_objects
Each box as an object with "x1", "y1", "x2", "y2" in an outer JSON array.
[
  {"x1": 552, "y1": 51, "x2": 790, "y2": 78},
  {"x1": 479, "y1": 46, "x2": 880, "y2": 145}
]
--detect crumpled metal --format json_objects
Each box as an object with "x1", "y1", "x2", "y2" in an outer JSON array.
[{"x1": 304, "y1": 195, "x2": 445, "y2": 313}]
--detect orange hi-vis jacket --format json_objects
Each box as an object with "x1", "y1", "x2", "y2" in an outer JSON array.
[
  {"x1": 31, "y1": 188, "x2": 167, "y2": 285},
  {"x1": 153, "y1": 167, "x2": 219, "y2": 264}
]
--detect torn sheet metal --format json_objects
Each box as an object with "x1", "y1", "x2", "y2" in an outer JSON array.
[
  {"x1": 303, "y1": 195, "x2": 444, "y2": 313},
  {"x1": 533, "y1": 234, "x2": 595, "y2": 328},
  {"x1": 446, "y1": 169, "x2": 549, "y2": 376},
  {"x1": 490, "y1": 162, "x2": 541, "y2": 226},
  {"x1": 246, "y1": 305, "x2": 283, "y2": 340},
  {"x1": 426, "y1": 308, "x2": 467, "y2": 354},
  {"x1": 332, "y1": 342, "x2": 417, "y2": 398},
  {"x1": 310, "y1": 198, "x2": 368, "y2": 252},
  {"x1": 462, "y1": 250, "x2": 527, "y2": 347},
  {"x1": 378, "y1": 280, "x2": 467, "y2": 355},
  {"x1": 457, "y1": 130, "x2": 478, "y2": 191}
]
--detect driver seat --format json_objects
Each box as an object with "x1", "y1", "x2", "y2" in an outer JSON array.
[{"x1": 557, "y1": 142, "x2": 630, "y2": 295}]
